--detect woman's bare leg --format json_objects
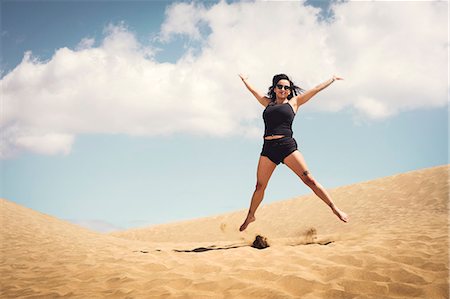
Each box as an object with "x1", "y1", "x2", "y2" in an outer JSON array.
[
  {"x1": 283, "y1": 151, "x2": 349, "y2": 222},
  {"x1": 239, "y1": 156, "x2": 277, "y2": 231}
]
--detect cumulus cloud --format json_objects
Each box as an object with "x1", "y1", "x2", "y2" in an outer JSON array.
[
  {"x1": 159, "y1": 2, "x2": 208, "y2": 42},
  {"x1": 1, "y1": 1, "x2": 447, "y2": 158},
  {"x1": 76, "y1": 37, "x2": 95, "y2": 50}
]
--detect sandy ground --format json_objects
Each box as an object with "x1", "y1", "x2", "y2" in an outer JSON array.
[{"x1": 1, "y1": 164, "x2": 448, "y2": 298}]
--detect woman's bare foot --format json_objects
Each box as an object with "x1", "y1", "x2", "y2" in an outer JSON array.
[
  {"x1": 331, "y1": 205, "x2": 349, "y2": 223},
  {"x1": 239, "y1": 215, "x2": 256, "y2": 231}
]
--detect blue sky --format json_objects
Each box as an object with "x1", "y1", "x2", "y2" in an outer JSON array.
[{"x1": 1, "y1": 0, "x2": 448, "y2": 232}]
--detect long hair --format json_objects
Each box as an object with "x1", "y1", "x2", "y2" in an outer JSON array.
[{"x1": 267, "y1": 74, "x2": 305, "y2": 102}]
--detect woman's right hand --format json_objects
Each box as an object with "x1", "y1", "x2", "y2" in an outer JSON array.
[
  {"x1": 238, "y1": 74, "x2": 269, "y2": 107},
  {"x1": 238, "y1": 73, "x2": 248, "y2": 82}
]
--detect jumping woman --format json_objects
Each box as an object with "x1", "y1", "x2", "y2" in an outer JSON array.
[{"x1": 238, "y1": 73, "x2": 349, "y2": 232}]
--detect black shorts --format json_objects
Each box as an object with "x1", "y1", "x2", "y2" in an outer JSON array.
[{"x1": 260, "y1": 136, "x2": 298, "y2": 165}]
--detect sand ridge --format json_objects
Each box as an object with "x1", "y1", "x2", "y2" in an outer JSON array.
[{"x1": 1, "y1": 164, "x2": 449, "y2": 298}]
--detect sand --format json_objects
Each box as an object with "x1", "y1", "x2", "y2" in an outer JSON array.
[{"x1": 1, "y1": 164, "x2": 448, "y2": 298}]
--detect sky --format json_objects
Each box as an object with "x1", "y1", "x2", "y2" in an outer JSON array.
[{"x1": 1, "y1": 0, "x2": 448, "y2": 233}]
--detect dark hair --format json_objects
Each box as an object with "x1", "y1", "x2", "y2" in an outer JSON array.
[{"x1": 267, "y1": 74, "x2": 304, "y2": 102}]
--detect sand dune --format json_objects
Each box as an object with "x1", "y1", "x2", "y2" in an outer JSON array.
[{"x1": 1, "y1": 165, "x2": 448, "y2": 298}]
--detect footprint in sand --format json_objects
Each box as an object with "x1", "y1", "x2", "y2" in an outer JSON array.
[
  {"x1": 220, "y1": 223, "x2": 227, "y2": 232},
  {"x1": 304, "y1": 228, "x2": 318, "y2": 244},
  {"x1": 289, "y1": 228, "x2": 334, "y2": 246}
]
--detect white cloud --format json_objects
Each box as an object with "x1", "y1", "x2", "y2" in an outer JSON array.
[
  {"x1": 354, "y1": 96, "x2": 392, "y2": 120},
  {"x1": 76, "y1": 37, "x2": 95, "y2": 50},
  {"x1": 15, "y1": 132, "x2": 74, "y2": 156},
  {"x1": 159, "y1": 2, "x2": 207, "y2": 42},
  {"x1": 1, "y1": 1, "x2": 447, "y2": 158}
]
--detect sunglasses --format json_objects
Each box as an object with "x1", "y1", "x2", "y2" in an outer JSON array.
[{"x1": 276, "y1": 84, "x2": 291, "y2": 91}]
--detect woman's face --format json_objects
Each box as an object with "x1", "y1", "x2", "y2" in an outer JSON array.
[{"x1": 274, "y1": 79, "x2": 291, "y2": 99}]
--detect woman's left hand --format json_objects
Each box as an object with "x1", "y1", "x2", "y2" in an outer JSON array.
[{"x1": 332, "y1": 75, "x2": 344, "y2": 81}]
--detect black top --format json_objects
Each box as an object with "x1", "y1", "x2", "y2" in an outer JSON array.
[{"x1": 262, "y1": 102, "x2": 296, "y2": 137}]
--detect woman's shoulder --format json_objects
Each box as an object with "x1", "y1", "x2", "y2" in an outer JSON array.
[{"x1": 262, "y1": 98, "x2": 273, "y2": 107}]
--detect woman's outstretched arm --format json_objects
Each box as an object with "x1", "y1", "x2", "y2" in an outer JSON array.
[
  {"x1": 295, "y1": 75, "x2": 343, "y2": 107},
  {"x1": 239, "y1": 74, "x2": 270, "y2": 107}
]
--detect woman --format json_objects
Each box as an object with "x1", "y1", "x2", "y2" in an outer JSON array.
[{"x1": 238, "y1": 73, "x2": 349, "y2": 232}]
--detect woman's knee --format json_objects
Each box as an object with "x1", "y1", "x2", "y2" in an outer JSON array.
[
  {"x1": 301, "y1": 171, "x2": 317, "y2": 187},
  {"x1": 255, "y1": 181, "x2": 268, "y2": 191}
]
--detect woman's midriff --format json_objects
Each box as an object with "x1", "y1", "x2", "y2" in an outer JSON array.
[{"x1": 264, "y1": 135, "x2": 286, "y2": 140}]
